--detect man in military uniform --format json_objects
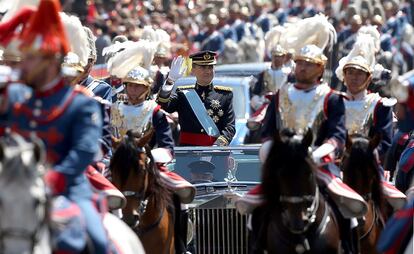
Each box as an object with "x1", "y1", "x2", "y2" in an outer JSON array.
[
  {"x1": 335, "y1": 32, "x2": 406, "y2": 209},
  {"x1": 108, "y1": 42, "x2": 195, "y2": 253},
  {"x1": 0, "y1": 1, "x2": 108, "y2": 253},
  {"x1": 193, "y1": 15, "x2": 225, "y2": 54},
  {"x1": 78, "y1": 26, "x2": 112, "y2": 102},
  {"x1": 251, "y1": 44, "x2": 291, "y2": 110},
  {"x1": 157, "y1": 50, "x2": 236, "y2": 146},
  {"x1": 237, "y1": 45, "x2": 367, "y2": 253}
]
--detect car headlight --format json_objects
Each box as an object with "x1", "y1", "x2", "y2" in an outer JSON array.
[{"x1": 187, "y1": 217, "x2": 194, "y2": 245}]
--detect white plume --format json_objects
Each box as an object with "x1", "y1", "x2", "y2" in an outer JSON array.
[
  {"x1": 279, "y1": 14, "x2": 337, "y2": 54},
  {"x1": 107, "y1": 40, "x2": 157, "y2": 78},
  {"x1": 264, "y1": 26, "x2": 285, "y2": 57},
  {"x1": 335, "y1": 33, "x2": 377, "y2": 81},
  {"x1": 60, "y1": 12, "x2": 89, "y2": 67},
  {"x1": 357, "y1": 25, "x2": 381, "y2": 52},
  {"x1": 1, "y1": 0, "x2": 39, "y2": 21},
  {"x1": 102, "y1": 40, "x2": 134, "y2": 58},
  {"x1": 140, "y1": 26, "x2": 157, "y2": 41}
]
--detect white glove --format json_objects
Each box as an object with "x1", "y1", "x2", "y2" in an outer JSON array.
[
  {"x1": 311, "y1": 143, "x2": 335, "y2": 165},
  {"x1": 167, "y1": 56, "x2": 187, "y2": 82}
]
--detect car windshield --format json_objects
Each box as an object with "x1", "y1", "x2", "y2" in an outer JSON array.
[
  {"x1": 169, "y1": 146, "x2": 262, "y2": 184},
  {"x1": 175, "y1": 77, "x2": 248, "y2": 120}
]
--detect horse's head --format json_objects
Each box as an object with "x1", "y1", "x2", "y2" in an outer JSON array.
[
  {"x1": 110, "y1": 128, "x2": 170, "y2": 229},
  {"x1": 342, "y1": 133, "x2": 383, "y2": 204},
  {"x1": 262, "y1": 128, "x2": 319, "y2": 233},
  {"x1": 0, "y1": 134, "x2": 49, "y2": 253}
]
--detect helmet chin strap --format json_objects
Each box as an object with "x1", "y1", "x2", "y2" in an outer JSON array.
[{"x1": 347, "y1": 74, "x2": 372, "y2": 95}]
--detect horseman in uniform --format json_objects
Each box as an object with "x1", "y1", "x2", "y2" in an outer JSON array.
[
  {"x1": 236, "y1": 15, "x2": 368, "y2": 253},
  {"x1": 157, "y1": 50, "x2": 236, "y2": 146},
  {"x1": 378, "y1": 72, "x2": 414, "y2": 254},
  {"x1": 107, "y1": 40, "x2": 195, "y2": 253},
  {"x1": 335, "y1": 31, "x2": 406, "y2": 208},
  {"x1": 0, "y1": 1, "x2": 108, "y2": 252}
]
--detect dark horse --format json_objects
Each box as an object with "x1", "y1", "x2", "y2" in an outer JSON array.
[
  {"x1": 253, "y1": 129, "x2": 341, "y2": 254},
  {"x1": 342, "y1": 135, "x2": 387, "y2": 254},
  {"x1": 110, "y1": 129, "x2": 175, "y2": 253}
]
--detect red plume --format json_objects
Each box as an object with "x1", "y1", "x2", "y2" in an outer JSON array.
[
  {"x1": 0, "y1": 6, "x2": 36, "y2": 47},
  {"x1": 19, "y1": 0, "x2": 69, "y2": 55}
]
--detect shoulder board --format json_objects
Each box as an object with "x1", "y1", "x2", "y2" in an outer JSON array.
[
  {"x1": 74, "y1": 85, "x2": 94, "y2": 97},
  {"x1": 214, "y1": 85, "x2": 233, "y2": 92},
  {"x1": 177, "y1": 85, "x2": 195, "y2": 90}
]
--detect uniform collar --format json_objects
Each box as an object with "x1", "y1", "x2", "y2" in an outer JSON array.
[
  {"x1": 34, "y1": 76, "x2": 66, "y2": 98},
  {"x1": 293, "y1": 83, "x2": 317, "y2": 92},
  {"x1": 196, "y1": 82, "x2": 213, "y2": 91},
  {"x1": 346, "y1": 90, "x2": 367, "y2": 101},
  {"x1": 80, "y1": 75, "x2": 93, "y2": 87}
]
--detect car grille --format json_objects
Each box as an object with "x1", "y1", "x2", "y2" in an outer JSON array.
[{"x1": 191, "y1": 207, "x2": 249, "y2": 254}]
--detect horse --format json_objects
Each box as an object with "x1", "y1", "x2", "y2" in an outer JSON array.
[
  {"x1": 110, "y1": 129, "x2": 175, "y2": 254},
  {"x1": 252, "y1": 129, "x2": 341, "y2": 254},
  {"x1": 342, "y1": 134, "x2": 386, "y2": 254},
  {"x1": 0, "y1": 133, "x2": 146, "y2": 254},
  {"x1": 0, "y1": 134, "x2": 50, "y2": 254}
]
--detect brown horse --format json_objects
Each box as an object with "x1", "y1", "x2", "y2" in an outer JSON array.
[
  {"x1": 342, "y1": 134, "x2": 386, "y2": 254},
  {"x1": 252, "y1": 129, "x2": 341, "y2": 254},
  {"x1": 110, "y1": 129, "x2": 175, "y2": 254}
]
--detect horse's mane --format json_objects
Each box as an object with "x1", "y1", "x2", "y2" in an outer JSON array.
[
  {"x1": 342, "y1": 135, "x2": 384, "y2": 208},
  {"x1": 110, "y1": 132, "x2": 171, "y2": 207},
  {"x1": 262, "y1": 129, "x2": 317, "y2": 208}
]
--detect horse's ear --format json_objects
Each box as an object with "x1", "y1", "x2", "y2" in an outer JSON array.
[
  {"x1": 135, "y1": 129, "x2": 155, "y2": 147},
  {"x1": 30, "y1": 134, "x2": 46, "y2": 164},
  {"x1": 345, "y1": 132, "x2": 352, "y2": 151},
  {"x1": 369, "y1": 133, "x2": 382, "y2": 150},
  {"x1": 302, "y1": 128, "x2": 313, "y2": 149}
]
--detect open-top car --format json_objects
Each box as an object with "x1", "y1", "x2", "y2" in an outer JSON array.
[{"x1": 170, "y1": 145, "x2": 262, "y2": 254}]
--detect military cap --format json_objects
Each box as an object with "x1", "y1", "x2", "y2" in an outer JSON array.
[
  {"x1": 188, "y1": 160, "x2": 216, "y2": 174},
  {"x1": 190, "y1": 50, "x2": 217, "y2": 65}
]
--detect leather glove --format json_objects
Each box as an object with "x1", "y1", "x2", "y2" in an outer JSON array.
[{"x1": 167, "y1": 56, "x2": 187, "y2": 82}]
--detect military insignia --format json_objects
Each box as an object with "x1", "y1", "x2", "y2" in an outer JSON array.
[
  {"x1": 91, "y1": 112, "x2": 99, "y2": 125},
  {"x1": 212, "y1": 115, "x2": 219, "y2": 123},
  {"x1": 218, "y1": 109, "x2": 224, "y2": 117},
  {"x1": 211, "y1": 99, "x2": 221, "y2": 110},
  {"x1": 207, "y1": 109, "x2": 214, "y2": 116},
  {"x1": 201, "y1": 92, "x2": 206, "y2": 100},
  {"x1": 203, "y1": 53, "x2": 212, "y2": 60}
]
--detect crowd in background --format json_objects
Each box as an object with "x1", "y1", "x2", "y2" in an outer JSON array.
[{"x1": 53, "y1": 0, "x2": 413, "y2": 77}]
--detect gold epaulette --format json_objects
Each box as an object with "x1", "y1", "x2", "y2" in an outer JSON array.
[
  {"x1": 177, "y1": 85, "x2": 195, "y2": 90},
  {"x1": 214, "y1": 85, "x2": 232, "y2": 92}
]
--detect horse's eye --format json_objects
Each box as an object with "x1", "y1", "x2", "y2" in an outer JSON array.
[{"x1": 33, "y1": 199, "x2": 40, "y2": 208}]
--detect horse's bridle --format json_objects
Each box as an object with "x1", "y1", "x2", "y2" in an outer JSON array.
[
  {"x1": 279, "y1": 187, "x2": 320, "y2": 234},
  {"x1": 122, "y1": 166, "x2": 150, "y2": 225}
]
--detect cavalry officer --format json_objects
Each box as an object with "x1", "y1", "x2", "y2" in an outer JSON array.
[
  {"x1": 335, "y1": 33, "x2": 406, "y2": 208},
  {"x1": 236, "y1": 45, "x2": 367, "y2": 254},
  {"x1": 0, "y1": 1, "x2": 108, "y2": 253},
  {"x1": 109, "y1": 42, "x2": 195, "y2": 253},
  {"x1": 157, "y1": 50, "x2": 236, "y2": 146},
  {"x1": 250, "y1": 44, "x2": 291, "y2": 110},
  {"x1": 378, "y1": 73, "x2": 414, "y2": 254}
]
